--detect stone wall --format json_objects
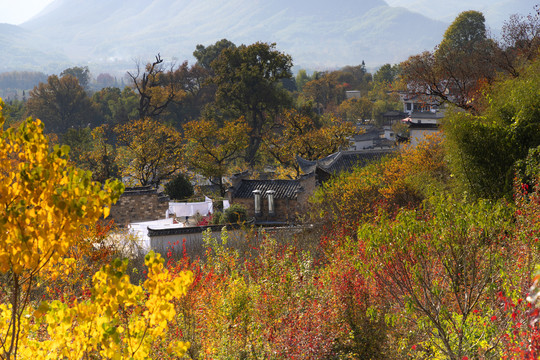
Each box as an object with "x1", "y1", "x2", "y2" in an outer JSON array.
[
  {"x1": 232, "y1": 197, "x2": 301, "y2": 223},
  {"x1": 110, "y1": 186, "x2": 169, "y2": 226},
  {"x1": 296, "y1": 173, "x2": 317, "y2": 215}
]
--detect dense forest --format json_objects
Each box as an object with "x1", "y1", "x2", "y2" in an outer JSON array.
[{"x1": 0, "y1": 7, "x2": 539, "y2": 359}]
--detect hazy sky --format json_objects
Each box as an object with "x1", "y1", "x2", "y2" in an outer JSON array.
[{"x1": 0, "y1": 0, "x2": 54, "y2": 25}]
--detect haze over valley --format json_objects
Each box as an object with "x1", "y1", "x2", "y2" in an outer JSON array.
[{"x1": 1, "y1": 0, "x2": 536, "y2": 74}]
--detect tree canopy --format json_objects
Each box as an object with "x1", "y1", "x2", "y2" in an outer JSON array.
[
  {"x1": 193, "y1": 38, "x2": 236, "y2": 70},
  {"x1": 60, "y1": 66, "x2": 91, "y2": 89},
  {"x1": 26, "y1": 74, "x2": 95, "y2": 133},
  {"x1": 263, "y1": 109, "x2": 356, "y2": 177},
  {"x1": 211, "y1": 42, "x2": 293, "y2": 165},
  {"x1": 437, "y1": 10, "x2": 488, "y2": 53},
  {"x1": 443, "y1": 55, "x2": 540, "y2": 199},
  {"x1": 127, "y1": 54, "x2": 185, "y2": 120},
  {"x1": 184, "y1": 117, "x2": 249, "y2": 195},
  {"x1": 115, "y1": 118, "x2": 184, "y2": 187}
]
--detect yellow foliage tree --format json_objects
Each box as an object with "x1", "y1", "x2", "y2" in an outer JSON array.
[
  {"x1": 263, "y1": 109, "x2": 356, "y2": 177},
  {"x1": 115, "y1": 118, "x2": 184, "y2": 187},
  {"x1": 184, "y1": 117, "x2": 250, "y2": 195},
  {"x1": 337, "y1": 97, "x2": 373, "y2": 121},
  {"x1": 0, "y1": 100, "x2": 192, "y2": 359}
]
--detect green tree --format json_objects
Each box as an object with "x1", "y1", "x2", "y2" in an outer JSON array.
[
  {"x1": 2, "y1": 99, "x2": 26, "y2": 127},
  {"x1": 368, "y1": 81, "x2": 402, "y2": 125},
  {"x1": 60, "y1": 126, "x2": 120, "y2": 183},
  {"x1": 26, "y1": 74, "x2": 95, "y2": 133},
  {"x1": 60, "y1": 127, "x2": 93, "y2": 167},
  {"x1": 92, "y1": 86, "x2": 138, "y2": 127},
  {"x1": 295, "y1": 69, "x2": 312, "y2": 92},
  {"x1": 85, "y1": 125, "x2": 121, "y2": 183},
  {"x1": 165, "y1": 61, "x2": 215, "y2": 127},
  {"x1": 193, "y1": 38, "x2": 237, "y2": 70},
  {"x1": 164, "y1": 173, "x2": 194, "y2": 200},
  {"x1": 60, "y1": 66, "x2": 91, "y2": 89},
  {"x1": 443, "y1": 55, "x2": 540, "y2": 199},
  {"x1": 211, "y1": 42, "x2": 293, "y2": 165},
  {"x1": 402, "y1": 11, "x2": 496, "y2": 113},
  {"x1": 223, "y1": 203, "x2": 247, "y2": 224},
  {"x1": 437, "y1": 10, "x2": 488, "y2": 53},
  {"x1": 373, "y1": 63, "x2": 400, "y2": 84},
  {"x1": 110, "y1": 87, "x2": 139, "y2": 125}
]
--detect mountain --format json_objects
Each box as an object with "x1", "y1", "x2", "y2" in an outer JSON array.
[
  {"x1": 385, "y1": 0, "x2": 537, "y2": 30},
  {"x1": 0, "y1": 23, "x2": 66, "y2": 72},
  {"x1": 8, "y1": 0, "x2": 450, "y2": 72}
]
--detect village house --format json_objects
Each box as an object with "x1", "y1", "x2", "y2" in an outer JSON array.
[{"x1": 226, "y1": 171, "x2": 316, "y2": 224}]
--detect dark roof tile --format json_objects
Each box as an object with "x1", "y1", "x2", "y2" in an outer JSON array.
[
  {"x1": 297, "y1": 150, "x2": 393, "y2": 175},
  {"x1": 234, "y1": 179, "x2": 302, "y2": 199}
]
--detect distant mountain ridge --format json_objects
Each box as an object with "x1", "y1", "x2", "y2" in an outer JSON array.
[
  {"x1": 3, "y1": 0, "x2": 450, "y2": 72},
  {"x1": 0, "y1": 23, "x2": 66, "y2": 73}
]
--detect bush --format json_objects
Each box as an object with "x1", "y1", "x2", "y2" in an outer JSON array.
[
  {"x1": 211, "y1": 212, "x2": 225, "y2": 225},
  {"x1": 165, "y1": 173, "x2": 194, "y2": 200},
  {"x1": 223, "y1": 204, "x2": 247, "y2": 224}
]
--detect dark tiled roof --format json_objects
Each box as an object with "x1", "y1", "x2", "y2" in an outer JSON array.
[
  {"x1": 233, "y1": 179, "x2": 303, "y2": 199},
  {"x1": 353, "y1": 127, "x2": 383, "y2": 141},
  {"x1": 403, "y1": 94, "x2": 438, "y2": 103},
  {"x1": 297, "y1": 150, "x2": 393, "y2": 175},
  {"x1": 123, "y1": 186, "x2": 156, "y2": 195},
  {"x1": 322, "y1": 151, "x2": 391, "y2": 174},
  {"x1": 382, "y1": 110, "x2": 408, "y2": 117},
  {"x1": 409, "y1": 122, "x2": 439, "y2": 130},
  {"x1": 409, "y1": 111, "x2": 444, "y2": 120}
]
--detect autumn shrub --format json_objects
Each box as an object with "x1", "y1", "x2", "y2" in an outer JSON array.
[
  {"x1": 515, "y1": 145, "x2": 540, "y2": 193},
  {"x1": 353, "y1": 194, "x2": 533, "y2": 359},
  {"x1": 311, "y1": 134, "x2": 448, "y2": 232},
  {"x1": 223, "y1": 203, "x2": 247, "y2": 223},
  {"x1": 498, "y1": 177, "x2": 540, "y2": 358},
  {"x1": 211, "y1": 211, "x2": 225, "y2": 224},
  {"x1": 319, "y1": 241, "x2": 390, "y2": 358},
  {"x1": 160, "y1": 228, "x2": 348, "y2": 359}
]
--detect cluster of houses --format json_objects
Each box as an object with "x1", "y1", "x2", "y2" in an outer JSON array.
[{"x1": 109, "y1": 91, "x2": 444, "y2": 255}]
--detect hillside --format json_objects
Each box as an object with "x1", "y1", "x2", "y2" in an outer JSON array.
[
  {"x1": 385, "y1": 0, "x2": 536, "y2": 29},
  {"x1": 0, "y1": 23, "x2": 66, "y2": 72},
  {"x1": 13, "y1": 0, "x2": 447, "y2": 70}
]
